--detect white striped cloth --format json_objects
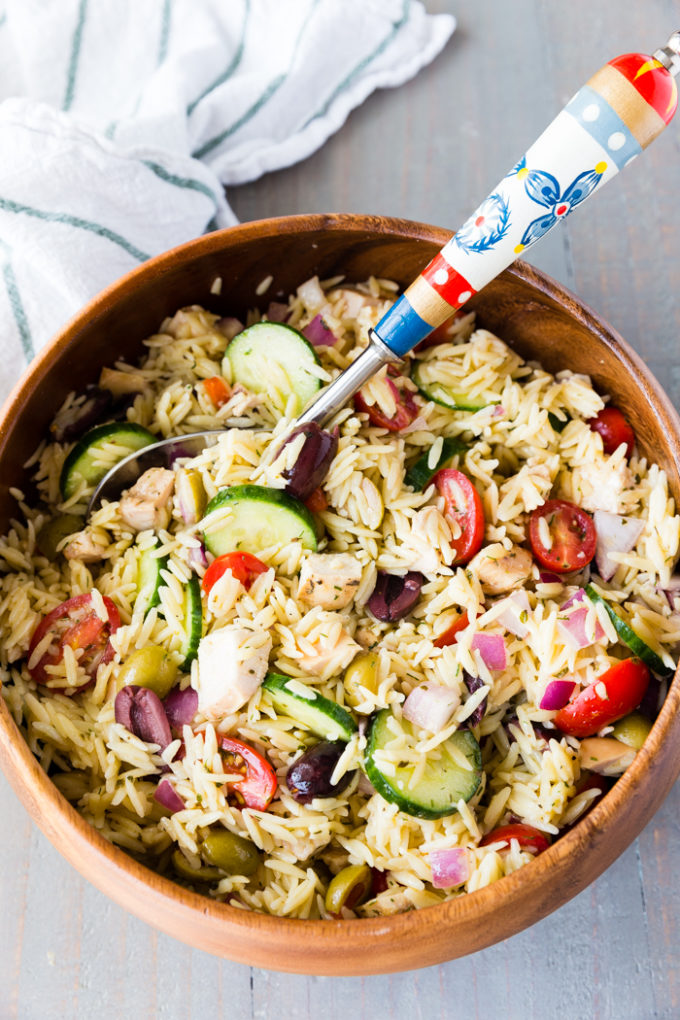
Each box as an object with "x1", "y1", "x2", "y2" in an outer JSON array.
[{"x1": 0, "y1": 0, "x2": 454, "y2": 400}]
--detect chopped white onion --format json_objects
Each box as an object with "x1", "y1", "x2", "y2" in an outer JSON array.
[
  {"x1": 493, "y1": 590, "x2": 530, "y2": 638},
  {"x1": 593, "y1": 510, "x2": 645, "y2": 582}
]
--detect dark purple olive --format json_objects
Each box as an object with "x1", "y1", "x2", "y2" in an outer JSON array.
[
  {"x1": 163, "y1": 686, "x2": 198, "y2": 732},
  {"x1": 462, "y1": 671, "x2": 487, "y2": 728},
  {"x1": 51, "y1": 385, "x2": 113, "y2": 442},
  {"x1": 504, "y1": 714, "x2": 554, "y2": 746},
  {"x1": 286, "y1": 741, "x2": 356, "y2": 804},
  {"x1": 367, "y1": 571, "x2": 424, "y2": 622},
  {"x1": 114, "y1": 685, "x2": 172, "y2": 750},
  {"x1": 277, "y1": 422, "x2": 338, "y2": 501}
]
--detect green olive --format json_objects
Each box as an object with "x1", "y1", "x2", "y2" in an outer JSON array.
[
  {"x1": 36, "y1": 514, "x2": 82, "y2": 559},
  {"x1": 118, "y1": 645, "x2": 178, "y2": 699},
  {"x1": 611, "y1": 712, "x2": 653, "y2": 750},
  {"x1": 201, "y1": 829, "x2": 261, "y2": 876},
  {"x1": 325, "y1": 864, "x2": 372, "y2": 914},
  {"x1": 172, "y1": 849, "x2": 222, "y2": 883},
  {"x1": 344, "y1": 652, "x2": 379, "y2": 709}
]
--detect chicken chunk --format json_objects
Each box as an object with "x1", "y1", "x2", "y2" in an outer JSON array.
[
  {"x1": 63, "y1": 529, "x2": 108, "y2": 563},
  {"x1": 193, "y1": 625, "x2": 271, "y2": 719},
  {"x1": 298, "y1": 553, "x2": 362, "y2": 610},
  {"x1": 119, "y1": 468, "x2": 175, "y2": 532},
  {"x1": 99, "y1": 366, "x2": 149, "y2": 398},
  {"x1": 469, "y1": 543, "x2": 533, "y2": 595}
]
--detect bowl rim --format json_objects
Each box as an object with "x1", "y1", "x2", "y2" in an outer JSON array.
[{"x1": 1, "y1": 212, "x2": 679, "y2": 975}]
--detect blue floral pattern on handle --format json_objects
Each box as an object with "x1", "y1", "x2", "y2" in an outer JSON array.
[
  {"x1": 453, "y1": 192, "x2": 511, "y2": 253},
  {"x1": 520, "y1": 167, "x2": 603, "y2": 246}
]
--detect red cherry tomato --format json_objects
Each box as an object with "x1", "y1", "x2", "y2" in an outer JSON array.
[
  {"x1": 479, "y1": 823, "x2": 551, "y2": 855},
  {"x1": 203, "y1": 376, "x2": 231, "y2": 409},
  {"x1": 304, "y1": 486, "x2": 328, "y2": 513},
  {"x1": 202, "y1": 552, "x2": 268, "y2": 595},
  {"x1": 28, "y1": 593, "x2": 120, "y2": 691},
  {"x1": 433, "y1": 611, "x2": 470, "y2": 648},
  {"x1": 528, "y1": 499, "x2": 597, "y2": 573},
  {"x1": 554, "y1": 658, "x2": 650, "y2": 738},
  {"x1": 355, "y1": 378, "x2": 418, "y2": 432},
  {"x1": 433, "y1": 469, "x2": 485, "y2": 565},
  {"x1": 219, "y1": 736, "x2": 277, "y2": 810},
  {"x1": 588, "y1": 406, "x2": 635, "y2": 457}
]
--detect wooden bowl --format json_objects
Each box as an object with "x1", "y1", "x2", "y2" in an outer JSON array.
[{"x1": 1, "y1": 214, "x2": 679, "y2": 975}]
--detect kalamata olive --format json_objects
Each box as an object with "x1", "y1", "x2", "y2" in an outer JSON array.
[
  {"x1": 462, "y1": 671, "x2": 487, "y2": 729},
  {"x1": 367, "y1": 571, "x2": 424, "y2": 622},
  {"x1": 325, "y1": 864, "x2": 372, "y2": 914},
  {"x1": 114, "y1": 685, "x2": 172, "y2": 749},
  {"x1": 51, "y1": 385, "x2": 113, "y2": 442},
  {"x1": 277, "y1": 422, "x2": 338, "y2": 501},
  {"x1": 201, "y1": 828, "x2": 261, "y2": 876},
  {"x1": 504, "y1": 714, "x2": 553, "y2": 746},
  {"x1": 118, "y1": 645, "x2": 178, "y2": 699},
  {"x1": 163, "y1": 686, "x2": 198, "y2": 731},
  {"x1": 36, "y1": 513, "x2": 82, "y2": 559},
  {"x1": 286, "y1": 740, "x2": 355, "y2": 804}
]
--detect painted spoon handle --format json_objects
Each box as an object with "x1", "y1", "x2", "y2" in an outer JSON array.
[{"x1": 298, "y1": 31, "x2": 680, "y2": 426}]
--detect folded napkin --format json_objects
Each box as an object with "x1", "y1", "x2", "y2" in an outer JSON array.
[{"x1": 0, "y1": 0, "x2": 454, "y2": 401}]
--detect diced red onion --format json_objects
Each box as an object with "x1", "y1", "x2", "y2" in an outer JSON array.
[
  {"x1": 494, "y1": 590, "x2": 530, "y2": 638},
  {"x1": 163, "y1": 686, "x2": 198, "y2": 731},
  {"x1": 557, "y1": 590, "x2": 606, "y2": 650},
  {"x1": 593, "y1": 510, "x2": 645, "y2": 582},
  {"x1": 539, "y1": 571, "x2": 562, "y2": 585},
  {"x1": 402, "y1": 682, "x2": 459, "y2": 733},
  {"x1": 187, "y1": 541, "x2": 209, "y2": 572},
  {"x1": 154, "y1": 778, "x2": 185, "y2": 814},
  {"x1": 492, "y1": 405, "x2": 505, "y2": 418},
  {"x1": 215, "y1": 317, "x2": 244, "y2": 341},
  {"x1": 302, "y1": 314, "x2": 338, "y2": 348},
  {"x1": 429, "y1": 848, "x2": 469, "y2": 889},
  {"x1": 471, "y1": 632, "x2": 508, "y2": 671},
  {"x1": 539, "y1": 679, "x2": 576, "y2": 711},
  {"x1": 266, "y1": 301, "x2": 290, "y2": 323},
  {"x1": 658, "y1": 575, "x2": 680, "y2": 610}
]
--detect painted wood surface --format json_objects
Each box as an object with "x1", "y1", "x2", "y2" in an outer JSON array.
[{"x1": 2, "y1": 0, "x2": 680, "y2": 1016}]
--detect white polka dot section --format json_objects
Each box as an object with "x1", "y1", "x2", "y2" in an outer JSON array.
[
  {"x1": 457, "y1": 290, "x2": 472, "y2": 304},
  {"x1": 433, "y1": 268, "x2": 449, "y2": 286},
  {"x1": 608, "y1": 131, "x2": 626, "y2": 151},
  {"x1": 583, "y1": 103, "x2": 600, "y2": 122}
]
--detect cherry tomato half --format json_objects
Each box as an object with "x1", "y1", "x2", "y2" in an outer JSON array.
[
  {"x1": 203, "y1": 376, "x2": 231, "y2": 409},
  {"x1": 415, "y1": 311, "x2": 468, "y2": 350},
  {"x1": 219, "y1": 736, "x2": 277, "y2": 811},
  {"x1": 528, "y1": 499, "x2": 596, "y2": 573},
  {"x1": 479, "y1": 823, "x2": 551, "y2": 855},
  {"x1": 433, "y1": 469, "x2": 485, "y2": 565},
  {"x1": 202, "y1": 552, "x2": 268, "y2": 595},
  {"x1": 355, "y1": 377, "x2": 418, "y2": 432},
  {"x1": 28, "y1": 593, "x2": 120, "y2": 691},
  {"x1": 433, "y1": 611, "x2": 470, "y2": 648},
  {"x1": 588, "y1": 406, "x2": 635, "y2": 458},
  {"x1": 304, "y1": 486, "x2": 328, "y2": 513},
  {"x1": 554, "y1": 658, "x2": 650, "y2": 738}
]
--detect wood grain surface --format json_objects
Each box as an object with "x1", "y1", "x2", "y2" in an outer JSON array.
[{"x1": 2, "y1": 0, "x2": 680, "y2": 1016}]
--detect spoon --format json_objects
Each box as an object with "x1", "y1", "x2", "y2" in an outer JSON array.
[{"x1": 89, "y1": 31, "x2": 680, "y2": 515}]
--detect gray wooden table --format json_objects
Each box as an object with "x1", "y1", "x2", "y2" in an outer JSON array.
[{"x1": 2, "y1": 2, "x2": 680, "y2": 1017}]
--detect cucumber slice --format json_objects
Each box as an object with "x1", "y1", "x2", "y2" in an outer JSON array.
[
  {"x1": 202, "y1": 484, "x2": 317, "y2": 557},
  {"x1": 585, "y1": 584, "x2": 673, "y2": 677},
  {"x1": 411, "y1": 361, "x2": 491, "y2": 413},
  {"x1": 179, "y1": 575, "x2": 203, "y2": 669},
  {"x1": 262, "y1": 673, "x2": 357, "y2": 741},
  {"x1": 548, "y1": 411, "x2": 570, "y2": 434},
  {"x1": 223, "y1": 322, "x2": 321, "y2": 415},
  {"x1": 404, "y1": 436, "x2": 468, "y2": 490},
  {"x1": 136, "y1": 542, "x2": 169, "y2": 616},
  {"x1": 364, "y1": 709, "x2": 482, "y2": 819},
  {"x1": 60, "y1": 423, "x2": 156, "y2": 501}
]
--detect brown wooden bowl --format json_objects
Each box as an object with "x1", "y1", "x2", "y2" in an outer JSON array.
[{"x1": 1, "y1": 214, "x2": 679, "y2": 975}]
